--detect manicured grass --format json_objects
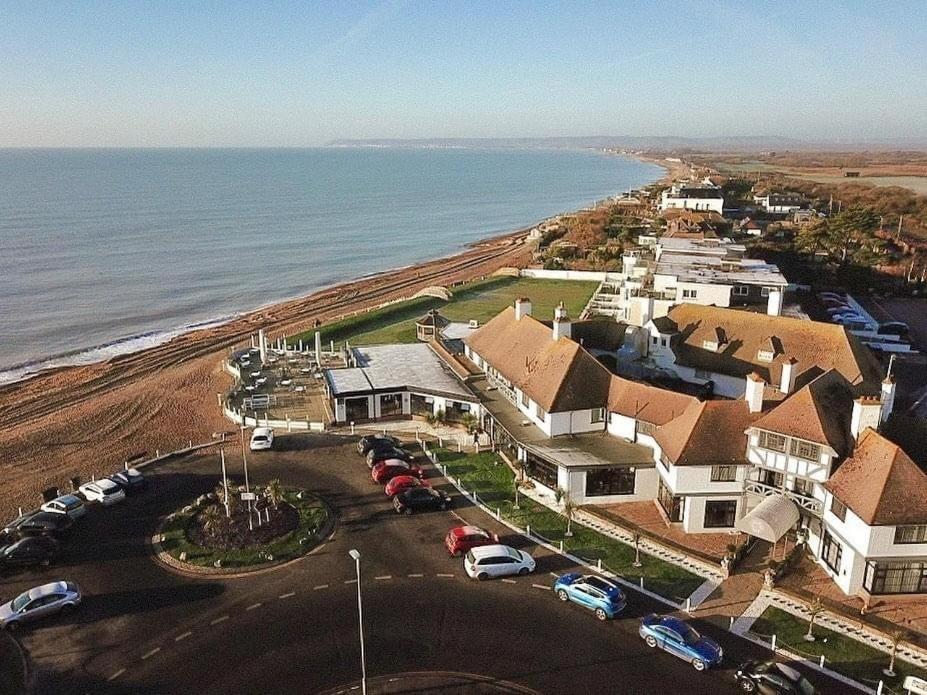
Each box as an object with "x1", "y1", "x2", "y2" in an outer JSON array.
[
  {"x1": 434, "y1": 448, "x2": 705, "y2": 603},
  {"x1": 161, "y1": 490, "x2": 330, "y2": 569},
  {"x1": 751, "y1": 606, "x2": 927, "y2": 688},
  {"x1": 290, "y1": 276, "x2": 599, "y2": 347}
]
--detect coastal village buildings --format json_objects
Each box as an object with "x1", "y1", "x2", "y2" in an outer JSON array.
[
  {"x1": 658, "y1": 182, "x2": 725, "y2": 214},
  {"x1": 754, "y1": 192, "x2": 805, "y2": 214}
]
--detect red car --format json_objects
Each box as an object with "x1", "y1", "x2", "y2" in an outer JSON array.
[
  {"x1": 444, "y1": 525, "x2": 499, "y2": 557},
  {"x1": 371, "y1": 460, "x2": 424, "y2": 484},
  {"x1": 384, "y1": 475, "x2": 430, "y2": 497}
]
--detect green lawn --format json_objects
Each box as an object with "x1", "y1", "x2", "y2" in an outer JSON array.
[
  {"x1": 751, "y1": 606, "x2": 927, "y2": 689},
  {"x1": 290, "y1": 276, "x2": 599, "y2": 347},
  {"x1": 434, "y1": 448, "x2": 705, "y2": 603}
]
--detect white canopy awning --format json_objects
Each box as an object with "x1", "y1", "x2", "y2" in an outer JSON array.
[{"x1": 735, "y1": 494, "x2": 800, "y2": 543}]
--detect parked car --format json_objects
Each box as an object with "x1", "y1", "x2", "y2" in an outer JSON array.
[
  {"x1": 110, "y1": 468, "x2": 147, "y2": 494},
  {"x1": 357, "y1": 434, "x2": 401, "y2": 456},
  {"x1": 40, "y1": 494, "x2": 86, "y2": 520},
  {"x1": 639, "y1": 614, "x2": 723, "y2": 671},
  {"x1": 249, "y1": 427, "x2": 274, "y2": 451},
  {"x1": 464, "y1": 544, "x2": 535, "y2": 580},
  {"x1": 0, "y1": 581, "x2": 82, "y2": 631},
  {"x1": 78, "y1": 479, "x2": 126, "y2": 506},
  {"x1": 818, "y1": 292, "x2": 847, "y2": 302},
  {"x1": 393, "y1": 487, "x2": 450, "y2": 514},
  {"x1": 735, "y1": 659, "x2": 816, "y2": 694},
  {"x1": 372, "y1": 460, "x2": 424, "y2": 484},
  {"x1": 366, "y1": 447, "x2": 414, "y2": 467},
  {"x1": 0, "y1": 536, "x2": 60, "y2": 570},
  {"x1": 553, "y1": 573, "x2": 627, "y2": 620},
  {"x1": 4, "y1": 511, "x2": 74, "y2": 538},
  {"x1": 384, "y1": 475, "x2": 429, "y2": 497},
  {"x1": 444, "y1": 525, "x2": 499, "y2": 557}
]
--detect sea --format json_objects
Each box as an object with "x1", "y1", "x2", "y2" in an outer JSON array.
[{"x1": 0, "y1": 148, "x2": 662, "y2": 383}]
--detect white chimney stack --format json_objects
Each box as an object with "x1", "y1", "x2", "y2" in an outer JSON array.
[
  {"x1": 745, "y1": 373, "x2": 765, "y2": 413},
  {"x1": 778, "y1": 357, "x2": 797, "y2": 394},
  {"x1": 552, "y1": 304, "x2": 572, "y2": 341},
  {"x1": 880, "y1": 377, "x2": 896, "y2": 424},
  {"x1": 514, "y1": 297, "x2": 532, "y2": 321},
  {"x1": 851, "y1": 397, "x2": 882, "y2": 440},
  {"x1": 766, "y1": 289, "x2": 783, "y2": 316}
]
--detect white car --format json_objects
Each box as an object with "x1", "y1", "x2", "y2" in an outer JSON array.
[
  {"x1": 40, "y1": 494, "x2": 87, "y2": 520},
  {"x1": 464, "y1": 544, "x2": 536, "y2": 580},
  {"x1": 249, "y1": 427, "x2": 274, "y2": 451},
  {"x1": 78, "y1": 479, "x2": 126, "y2": 506}
]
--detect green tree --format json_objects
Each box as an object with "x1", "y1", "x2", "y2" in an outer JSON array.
[
  {"x1": 826, "y1": 206, "x2": 881, "y2": 266},
  {"x1": 795, "y1": 218, "x2": 830, "y2": 259},
  {"x1": 265, "y1": 479, "x2": 285, "y2": 509},
  {"x1": 201, "y1": 504, "x2": 224, "y2": 536}
]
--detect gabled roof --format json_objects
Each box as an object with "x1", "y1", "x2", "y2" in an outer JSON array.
[
  {"x1": 416, "y1": 309, "x2": 449, "y2": 328},
  {"x1": 749, "y1": 370, "x2": 855, "y2": 456},
  {"x1": 665, "y1": 304, "x2": 882, "y2": 391},
  {"x1": 654, "y1": 399, "x2": 760, "y2": 466},
  {"x1": 608, "y1": 376, "x2": 699, "y2": 426},
  {"x1": 824, "y1": 429, "x2": 927, "y2": 525},
  {"x1": 463, "y1": 307, "x2": 612, "y2": 413}
]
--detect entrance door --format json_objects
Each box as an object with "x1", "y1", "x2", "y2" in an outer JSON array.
[
  {"x1": 345, "y1": 397, "x2": 370, "y2": 422},
  {"x1": 379, "y1": 393, "x2": 402, "y2": 418},
  {"x1": 658, "y1": 479, "x2": 684, "y2": 523}
]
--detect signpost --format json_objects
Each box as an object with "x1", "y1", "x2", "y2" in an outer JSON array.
[{"x1": 240, "y1": 492, "x2": 256, "y2": 501}]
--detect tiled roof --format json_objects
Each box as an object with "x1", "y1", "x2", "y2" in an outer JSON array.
[
  {"x1": 824, "y1": 429, "x2": 927, "y2": 525},
  {"x1": 654, "y1": 399, "x2": 760, "y2": 466},
  {"x1": 608, "y1": 377, "x2": 699, "y2": 426},
  {"x1": 665, "y1": 304, "x2": 882, "y2": 391},
  {"x1": 463, "y1": 307, "x2": 612, "y2": 413}
]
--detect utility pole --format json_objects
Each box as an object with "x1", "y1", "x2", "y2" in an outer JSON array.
[
  {"x1": 241, "y1": 426, "x2": 253, "y2": 530},
  {"x1": 897, "y1": 215, "x2": 904, "y2": 241},
  {"x1": 220, "y1": 449, "x2": 230, "y2": 518},
  {"x1": 348, "y1": 549, "x2": 367, "y2": 695}
]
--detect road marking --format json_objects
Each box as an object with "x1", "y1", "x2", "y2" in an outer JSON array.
[
  {"x1": 279, "y1": 591, "x2": 296, "y2": 599},
  {"x1": 313, "y1": 584, "x2": 329, "y2": 590},
  {"x1": 374, "y1": 575, "x2": 391, "y2": 581},
  {"x1": 407, "y1": 573, "x2": 423, "y2": 578},
  {"x1": 501, "y1": 578, "x2": 517, "y2": 584},
  {"x1": 549, "y1": 572, "x2": 560, "y2": 578},
  {"x1": 436, "y1": 573, "x2": 455, "y2": 578},
  {"x1": 141, "y1": 647, "x2": 161, "y2": 660},
  {"x1": 246, "y1": 602, "x2": 262, "y2": 611},
  {"x1": 344, "y1": 579, "x2": 358, "y2": 585},
  {"x1": 532, "y1": 584, "x2": 552, "y2": 591},
  {"x1": 107, "y1": 669, "x2": 125, "y2": 681},
  {"x1": 174, "y1": 631, "x2": 192, "y2": 642},
  {"x1": 210, "y1": 615, "x2": 229, "y2": 625}
]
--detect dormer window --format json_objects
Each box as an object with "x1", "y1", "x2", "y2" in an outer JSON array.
[
  {"x1": 702, "y1": 340, "x2": 719, "y2": 351},
  {"x1": 757, "y1": 349, "x2": 775, "y2": 363}
]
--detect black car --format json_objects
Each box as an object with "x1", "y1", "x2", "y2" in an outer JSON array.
[
  {"x1": 4, "y1": 511, "x2": 74, "y2": 538},
  {"x1": 735, "y1": 660, "x2": 816, "y2": 694},
  {"x1": 0, "y1": 536, "x2": 60, "y2": 570},
  {"x1": 366, "y1": 447, "x2": 414, "y2": 468},
  {"x1": 357, "y1": 434, "x2": 401, "y2": 456},
  {"x1": 393, "y1": 487, "x2": 451, "y2": 514},
  {"x1": 110, "y1": 468, "x2": 147, "y2": 494}
]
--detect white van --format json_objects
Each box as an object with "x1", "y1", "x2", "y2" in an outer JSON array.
[{"x1": 249, "y1": 427, "x2": 275, "y2": 451}]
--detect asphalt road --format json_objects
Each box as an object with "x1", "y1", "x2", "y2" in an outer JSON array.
[{"x1": 0, "y1": 434, "x2": 850, "y2": 694}]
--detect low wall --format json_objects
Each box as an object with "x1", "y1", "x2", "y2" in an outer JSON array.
[
  {"x1": 223, "y1": 405, "x2": 326, "y2": 432},
  {"x1": 520, "y1": 269, "x2": 608, "y2": 282}
]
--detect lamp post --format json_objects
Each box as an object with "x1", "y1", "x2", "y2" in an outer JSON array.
[{"x1": 348, "y1": 549, "x2": 367, "y2": 695}]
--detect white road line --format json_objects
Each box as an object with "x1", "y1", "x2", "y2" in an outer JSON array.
[
  {"x1": 407, "y1": 573, "x2": 424, "y2": 578},
  {"x1": 532, "y1": 584, "x2": 552, "y2": 591},
  {"x1": 501, "y1": 578, "x2": 517, "y2": 584},
  {"x1": 436, "y1": 573, "x2": 455, "y2": 578},
  {"x1": 141, "y1": 647, "x2": 161, "y2": 660},
  {"x1": 246, "y1": 602, "x2": 262, "y2": 611},
  {"x1": 374, "y1": 575, "x2": 391, "y2": 581},
  {"x1": 344, "y1": 579, "x2": 358, "y2": 585},
  {"x1": 279, "y1": 591, "x2": 296, "y2": 599},
  {"x1": 210, "y1": 615, "x2": 229, "y2": 625},
  {"x1": 549, "y1": 572, "x2": 560, "y2": 578},
  {"x1": 107, "y1": 668, "x2": 126, "y2": 682},
  {"x1": 174, "y1": 631, "x2": 193, "y2": 642},
  {"x1": 313, "y1": 584, "x2": 329, "y2": 590}
]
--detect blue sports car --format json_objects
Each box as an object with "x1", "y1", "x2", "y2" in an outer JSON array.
[
  {"x1": 639, "y1": 614, "x2": 723, "y2": 671},
  {"x1": 553, "y1": 573, "x2": 627, "y2": 620}
]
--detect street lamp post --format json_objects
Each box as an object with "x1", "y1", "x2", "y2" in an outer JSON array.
[{"x1": 348, "y1": 549, "x2": 367, "y2": 695}]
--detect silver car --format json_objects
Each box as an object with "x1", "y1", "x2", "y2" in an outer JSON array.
[
  {"x1": 0, "y1": 581, "x2": 82, "y2": 631},
  {"x1": 40, "y1": 494, "x2": 87, "y2": 520}
]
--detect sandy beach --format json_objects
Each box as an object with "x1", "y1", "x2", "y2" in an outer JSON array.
[{"x1": 0, "y1": 230, "x2": 531, "y2": 520}]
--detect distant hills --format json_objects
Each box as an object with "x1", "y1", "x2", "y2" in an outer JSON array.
[{"x1": 327, "y1": 136, "x2": 927, "y2": 152}]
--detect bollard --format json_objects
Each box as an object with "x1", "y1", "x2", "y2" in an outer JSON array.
[
  {"x1": 457, "y1": 441, "x2": 462, "y2": 453},
  {"x1": 729, "y1": 616, "x2": 735, "y2": 629},
  {"x1": 819, "y1": 654, "x2": 825, "y2": 668},
  {"x1": 156, "y1": 449, "x2": 160, "y2": 458},
  {"x1": 438, "y1": 436, "x2": 443, "y2": 448},
  {"x1": 496, "y1": 508, "x2": 501, "y2": 520},
  {"x1": 877, "y1": 681, "x2": 884, "y2": 695},
  {"x1": 18, "y1": 507, "x2": 22, "y2": 517},
  {"x1": 189, "y1": 439, "x2": 192, "y2": 449},
  {"x1": 597, "y1": 558, "x2": 602, "y2": 571},
  {"x1": 685, "y1": 597, "x2": 691, "y2": 613},
  {"x1": 771, "y1": 634, "x2": 776, "y2": 652},
  {"x1": 124, "y1": 461, "x2": 128, "y2": 470},
  {"x1": 526, "y1": 524, "x2": 531, "y2": 537},
  {"x1": 350, "y1": 422, "x2": 355, "y2": 435},
  {"x1": 559, "y1": 540, "x2": 564, "y2": 552},
  {"x1": 639, "y1": 576, "x2": 644, "y2": 589},
  {"x1": 265, "y1": 508, "x2": 270, "y2": 523}
]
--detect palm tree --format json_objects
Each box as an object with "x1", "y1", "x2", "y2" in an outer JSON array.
[
  {"x1": 884, "y1": 629, "x2": 906, "y2": 677},
  {"x1": 562, "y1": 492, "x2": 576, "y2": 538},
  {"x1": 804, "y1": 597, "x2": 825, "y2": 642},
  {"x1": 265, "y1": 479, "x2": 285, "y2": 509},
  {"x1": 201, "y1": 504, "x2": 224, "y2": 536}
]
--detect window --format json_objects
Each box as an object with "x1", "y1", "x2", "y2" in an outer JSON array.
[
  {"x1": 591, "y1": 407, "x2": 605, "y2": 424},
  {"x1": 702, "y1": 340, "x2": 719, "y2": 351},
  {"x1": 758, "y1": 431, "x2": 787, "y2": 453},
  {"x1": 520, "y1": 390, "x2": 529, "y2": 408},
  {"x1": 536, "y1": 406, "x2": 547, "y2": 421},
  {"x1": 759, "y1": 468, "x2": 784, "y2": 489},
  {"x1": 586, "y1": 467, "x2": 636, "y2": 496},
  {"x1": 694, "y1": 368, "x2": 712, "y2": 380},
  {"x1": 635, "y1": 420, "x2": 656, "y2": 438},
  {"x1": 732, "y1": 285, "x2": 749, "y2": 297},
  {"x1": 757, "y1": 349, "x2": 775, "y2": 362},
  {"x1": 761, "y1": 287, "x2": 771, "y2": 297},
  {"x1": 790, "y1": 439, "x2": 822, "y2": 462},
  {"x1": 710, "y1": 465, "x2": 737, "y2": 482},
  {"x1": 657, "y1": 479, "x2": 683, "y2": 522},
  {"x1": 793, "y1": 478, "x2": 815, "y2": 497},
  {"x1": 651, "y1": 336, "x2": 658, "y2": 345},
  {"x1": 830, "y1": 497, "x2": 847, "y2": 522},
  {"x1": 865, "y1": 561, "x2": 927, "y2": 595},
  {"x1": 660, "y1": 338, "x2": 668, "y2": 348},
  {"x1": 524, "y1": 452, "x2": 558, "y2": 490},
  {"x1": 820, "y1": 530, "x2": 842, "y2": 573},
  {"x1": 704, "y1": 500, "x2": 737, "y2": 528},
  {"x1": 682, "y1": 289, "x2": 698, "y2": 299},
  {"x1": 894, "y1": 525, "x2": 927, "y2": 544}
]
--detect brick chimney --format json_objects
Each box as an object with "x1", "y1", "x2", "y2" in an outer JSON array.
[
  {"x1": 880, "y1": 377, "x2": 896, "y2": 425},
  {"x1": 514, "y1": 297, "x2": 532, "y2": 321}
]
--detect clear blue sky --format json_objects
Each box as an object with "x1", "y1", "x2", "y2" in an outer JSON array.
[{"x1": 2, "y1": 1, "x2": 925, "y2": 146}]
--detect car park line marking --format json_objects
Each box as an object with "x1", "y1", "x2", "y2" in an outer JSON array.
[
  {"x1": 407, "y1": 573, "x2": 423, "y2": 578},
  {"x1": 436, "y1": 573, "x2": 455, "y2": 578},
  {"x1": 141, "y1": 647, "x2": 161, "y2": 660},
  {"x1": 531, "y1": 584, "x2": 552, "y2": 591},
  {"x1": 175, "y1": 631, "x2": 193, "y2": 642},
  {"x1": 107, "y1": 669, "x2": 126, "y2": 681},
  {"x1": 279, "y1": 591, "x2": 296, "y2": 599},
  {"x1": 313, "y1": 584, "x2": 329, "y2": 590},
  {"x1": 246, "y1": 602, "x2": 262, "y2": 611},
  {"x1": 210, "y1": 615, "x2": 229, "y2": 625},
  {"x1": 501, "y1": 578, "x2": 517, "y2": 584},
  {"x1": 374, "y1": 575, "x2": 391, "y2": 580},
  {"x1": 344, "y1": 579, "x2": 358, "y2": 585}
]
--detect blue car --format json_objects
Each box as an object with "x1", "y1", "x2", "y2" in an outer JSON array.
[
  {"x1": 553, "y1": 573, "x2": 627, "y2": 620},
  {"x1": 639, "y1": 614, "x2": 723, "y2": 671}
]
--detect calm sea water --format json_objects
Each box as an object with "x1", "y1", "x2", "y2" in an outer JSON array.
[{"x1": 0, "y1": 148, "x2": 661, "y2": 382}]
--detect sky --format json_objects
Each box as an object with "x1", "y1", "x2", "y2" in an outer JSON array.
[{"x1": 1, "y1": 0, "x2": 926, "y2": 147}]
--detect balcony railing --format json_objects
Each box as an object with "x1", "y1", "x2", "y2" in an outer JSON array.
[{"x1": 745, "y1": 479, "x2": 823, "y2": 514}]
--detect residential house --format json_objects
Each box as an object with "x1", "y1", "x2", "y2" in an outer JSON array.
[{"x1": 659, "y1": 183, "x2": 725, "y2": 214}]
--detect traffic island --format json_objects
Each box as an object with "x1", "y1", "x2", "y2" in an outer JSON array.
[{"x1": 154, "y1": 483, "x2": 334, "y2": 576}]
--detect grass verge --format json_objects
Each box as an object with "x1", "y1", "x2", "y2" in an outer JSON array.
[
  {"x1": 161, "y1": 489, "x2": 330, "y2": 569},
  {"x1": 751, "y1": 606, "x2": 927, "y2": 688},
  {"x1": 435, "y1": 448, "x2": 705, "y2": 603}
]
